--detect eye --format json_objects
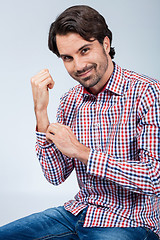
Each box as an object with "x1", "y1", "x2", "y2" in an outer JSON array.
[
  {"x1": 81, "y1": 48, "x2": 90, "y2": 55},
  {"x1": 61, "y1": 56, "x2": 73, "y2": 62}
]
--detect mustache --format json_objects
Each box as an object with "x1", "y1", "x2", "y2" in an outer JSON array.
[{"x1": 75, "y1": 64, "x2": 97, "y2": 77}]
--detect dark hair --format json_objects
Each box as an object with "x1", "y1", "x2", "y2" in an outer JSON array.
[{"x1": 48, "y1": 5, "x2": 115, "y2": 59}]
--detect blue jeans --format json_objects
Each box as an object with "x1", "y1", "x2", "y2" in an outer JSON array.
[{"x1": 0, "y1": 206, "x2": 159, "y2": 240}]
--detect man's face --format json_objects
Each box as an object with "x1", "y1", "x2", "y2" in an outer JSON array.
[{"x1": 56, "y1": 33, "x2": 111, "y2": 94}]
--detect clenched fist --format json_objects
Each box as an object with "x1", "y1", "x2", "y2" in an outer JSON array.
[
  {"x1": 31, "y1": 69, "x2": 54, "y2": 112},
  {"x1": 31, "y1": 69, "x2": 54, "y2": 132}
]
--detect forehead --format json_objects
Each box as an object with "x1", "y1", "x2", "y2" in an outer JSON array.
[{"x1": 56, "y1": 33, "x2": 94, "y2": 55}]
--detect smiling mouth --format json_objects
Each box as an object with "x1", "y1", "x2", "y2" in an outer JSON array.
[{"x1": 76, "y1": 66, "x2": 94, "y2": 78}]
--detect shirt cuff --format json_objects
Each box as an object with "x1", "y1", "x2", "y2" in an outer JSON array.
[
  {"x1": 87, "y1": 149, "x2": 109, "y2": 178},
  {"x1": 36, "y1": 131, "x2": 53, "y2": 148}
]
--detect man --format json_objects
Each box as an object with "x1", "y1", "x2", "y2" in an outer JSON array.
[{"x1": 0, "y1": 5, "x2": 159, "y2": 240}]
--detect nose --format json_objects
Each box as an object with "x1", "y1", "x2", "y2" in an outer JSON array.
[{"x1": 73, "y1": 57, "x2": 86, "y2": 72}]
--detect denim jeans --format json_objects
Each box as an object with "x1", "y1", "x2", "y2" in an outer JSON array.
[{"x1": 0, "y1": 206, "x2": 159, "y2": 240}]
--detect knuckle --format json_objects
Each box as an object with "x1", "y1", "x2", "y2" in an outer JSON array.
[
  {"x1": 38, "y1": 84, "x2": 43, "y2": 89},
  {"x1": 43, "y1": 69, "x2": 49, "y2": 73},
  {"x1": 48, "y1": 124, "x2": 53, "y2": 131},
  {"x1": 30, "y1": 77, "x2": 35, "y2": 83},
  {"x1": 34, "y1": 81, "x2": 39, "y2": 87}
]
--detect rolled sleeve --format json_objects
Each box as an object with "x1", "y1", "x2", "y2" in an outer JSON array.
[{"x1": 36, "y1": 131, "x2": 53, "y2": 148}]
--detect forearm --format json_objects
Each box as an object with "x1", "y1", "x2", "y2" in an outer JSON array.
[
  {"x1": 74, "y1": 142, "x2": 90, "y2": 165},
  {"x1": 35, "y1": 109, "x2": 50, "y2": 133}
]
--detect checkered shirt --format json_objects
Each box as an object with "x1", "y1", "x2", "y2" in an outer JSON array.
[{"x1": 36, "y1": 63, "x2": 160, "y2": 237}]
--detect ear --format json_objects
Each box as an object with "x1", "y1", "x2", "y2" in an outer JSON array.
[{"x1": 103, "y1": 36, "x2": 110, "y2": 54}]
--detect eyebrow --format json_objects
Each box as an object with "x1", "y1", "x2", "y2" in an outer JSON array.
[
  {"x1": 78, "y1": 43, "x2": 92, "y2": 52},
  {"x1": 59, "y1": 43, "x2": 93, "y2": 58}
]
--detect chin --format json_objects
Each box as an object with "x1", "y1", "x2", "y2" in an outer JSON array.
[
  {"x1": 85, "y1": 79, "x2": 100, "y2": 88},
  {"x1": 74, "y1": 75, "x2": 100, "y2": 88},
  {"x1": 81, "y1": 81, "x2": 96, "y2": 89}
]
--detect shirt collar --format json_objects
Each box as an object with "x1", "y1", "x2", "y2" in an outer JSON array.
[
  {"x1": 105, "y1": 62, "x2": 125, "y2": 96},
  {"x1": 83, "y1": 63, "x2": 125, "y2": 96}
]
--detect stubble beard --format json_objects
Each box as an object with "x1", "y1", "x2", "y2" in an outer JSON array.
[{"x1": 71, "y1": 49, "x2": 108, "y2": 89}]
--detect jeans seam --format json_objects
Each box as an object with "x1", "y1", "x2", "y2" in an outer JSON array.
[{"x1": 34, "y1": 231, "x2": 77, "y2": 240}]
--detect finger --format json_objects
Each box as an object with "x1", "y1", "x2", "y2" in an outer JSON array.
[
  {"x1": 47, "y1": 124, "x2": 56, "y2": 134},
  {"x1": 48, "y1": 79, "x2": 55, "y2": 89},
  {"x1": 31, "y1": 69, "x2": 48, "y2": 81},
  {"x1": 50, "y1": 122, "x2": 64, "y2": 129},
  {"x1": 36, "y1": 70, "x2": 50, "y2": 79},
  {"x1": 34, "y1": 69, "x2": 49, "y2": 79},
  {"x1": 31, "y1": 69, "x2": 51, "y2": 84},
  {"x1": 47, "y1": 123, "x2": 60, "y2": 136},
  {"x1": 50, "y1": 123, "x2": 71, "y2": 133},
  {"x1": 46, "y1": 132, "x2": 55, "y2": 142},
  {"x1": 32, "y1": 74, "x2": 54, "y2": 90},
  {"x1": 37, "y1": 72, "x2": 54, "y2": 87},
  {"x1": 38, "y1": 77, "x2": 54, "y2": 89},
  {"x1": 39, "y1": 69, "x2": 49, "y2": 74},
  {"x1": 32, "y1": 72, "x2": 51, "y2": 84},
  {"x1": 52, "y1": 122, "x2": 64, "y2": 128}
]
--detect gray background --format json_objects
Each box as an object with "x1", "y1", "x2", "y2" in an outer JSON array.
[{"x1": 0, "y1": 0, "x2": 160, "y2": 226}]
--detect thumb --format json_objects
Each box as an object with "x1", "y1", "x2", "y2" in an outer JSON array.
[{"x1": 48, "y1": 80, "x2": 55, "y2": 89}]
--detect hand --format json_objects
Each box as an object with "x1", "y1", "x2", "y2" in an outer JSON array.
[
  {"x1": 46, "y1": 123, "x2": 90, "y2": 165},
  {"x1": 30, "y1": 69, "x2": 54, "y2": 112},
  {"x1": 30, "y1": 69, "x2": 54, "y2": 132}
]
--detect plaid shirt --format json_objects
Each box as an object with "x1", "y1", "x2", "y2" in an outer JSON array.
[{"x1": 36, "y1": 63, "x2": 160, "y2": 237}]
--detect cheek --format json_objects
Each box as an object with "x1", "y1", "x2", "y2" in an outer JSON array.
[
  {"x1": 98, "y1": 54, "x2": 108, "y2": 69},
  {"x1": 64, "y1": 62, "x2": 75, "y2": 75}
]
